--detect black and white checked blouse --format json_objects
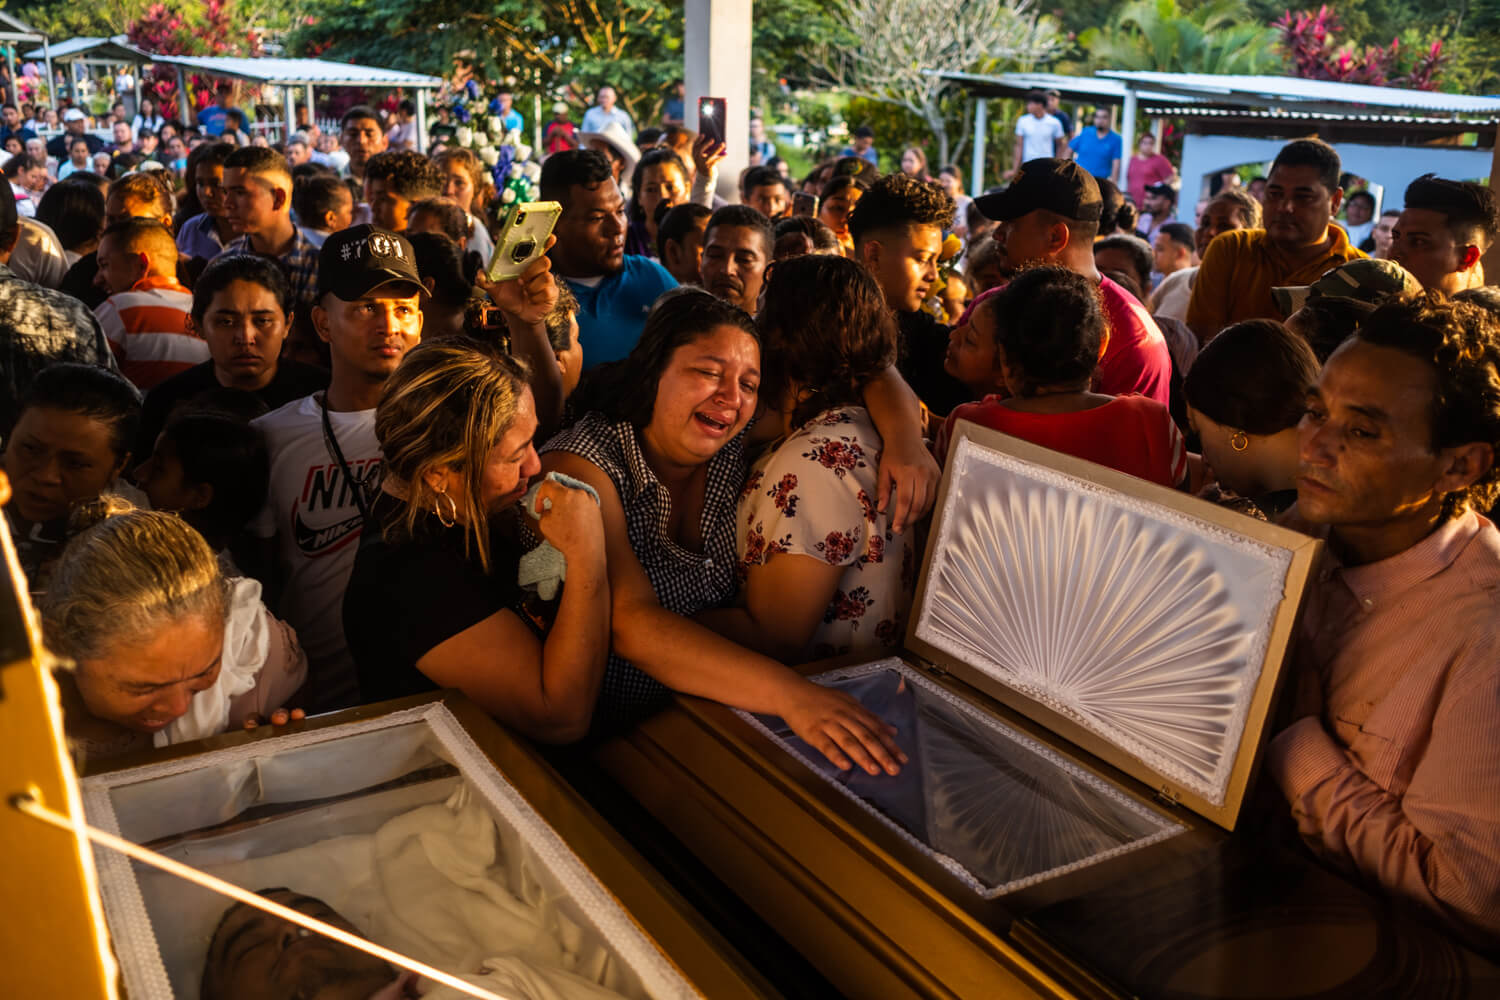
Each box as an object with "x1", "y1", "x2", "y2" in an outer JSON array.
[{"x1": 542, "y1": 412, "x2": 746, "y2": 731}]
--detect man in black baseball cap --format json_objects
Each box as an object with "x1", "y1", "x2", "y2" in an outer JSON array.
[
  {"x1": 245, "y1": 224, "x2": 427, "y2": 714},
  {"x1": 977, "y1": 158, "x2": 1173, "y2": 405},
  {"x1": 312, "y1": 224, "x2": 427, "y2": 413}
]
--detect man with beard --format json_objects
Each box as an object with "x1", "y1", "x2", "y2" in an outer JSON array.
[
  {"x1": 541, "y1": 149, "x2": 676, "y2": 369},
  {"x1": 698, "y1": 205, "x2": 771, "y2": 313},
  {"x1": 1269, "y1": 292, "x2": 1500, "y2": 948},
  {"x1": 340, "y1": 105, "x2": 388, "y2": 195},
  {"x1": 978, "y1": 158, "x2": 1172, "y2": 405}
]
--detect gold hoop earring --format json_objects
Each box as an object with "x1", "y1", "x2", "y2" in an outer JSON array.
[
  {"x1": 1230, "y1": 430, "x2": 1250, "y2": 452},
  {"x1": 433, "y1": 489, "x2": 458, "y2": 528}
]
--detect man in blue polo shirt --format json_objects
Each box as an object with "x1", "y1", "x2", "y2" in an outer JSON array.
[
  {"x1": 1069, "y1": 107, "x2": 1122, "y2": 184},
  {"x1": 541, "y1": 149, "x2": 676, "y2": 369}
]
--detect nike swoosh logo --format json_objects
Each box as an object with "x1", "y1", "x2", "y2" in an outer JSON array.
[{"x1": 292, "y1": 509, "x2": 365, "y2": 557}]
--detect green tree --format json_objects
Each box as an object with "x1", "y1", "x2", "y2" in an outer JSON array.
[
  {"x1": 288, "y1": 0, "x2": 682, "y2": 126},
  {"x1": 1078, "y1": 0, "x2": 1281, "y2": 74}
]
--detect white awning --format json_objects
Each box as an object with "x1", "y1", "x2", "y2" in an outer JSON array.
[{"x1": 144, "y1": 54, "x2": 442, "y2": 90}]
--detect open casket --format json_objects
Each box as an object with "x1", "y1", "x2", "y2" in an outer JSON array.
[
  {"x1": 78, "y1": 694, "x2": 773, "y2": 1000},
  {"x1": 597, "y1": 423, "x2": 1500, "y2": 998}
]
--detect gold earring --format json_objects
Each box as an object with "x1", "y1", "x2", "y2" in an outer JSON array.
[
  {"x1": 1230, "y1": 430, "x2": 1249, "y2": 452},
  {"x1": 434, "y1": 488, "x2": 458, "y2": 528}
]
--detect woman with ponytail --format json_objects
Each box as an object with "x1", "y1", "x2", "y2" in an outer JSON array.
[{"x1": 709, "y1": 253, "x2": 916, "y2": 662}]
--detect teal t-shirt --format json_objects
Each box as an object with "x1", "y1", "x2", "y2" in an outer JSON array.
[{"x1": 563, "y1": 255, "x2": 677, "y2": 370}]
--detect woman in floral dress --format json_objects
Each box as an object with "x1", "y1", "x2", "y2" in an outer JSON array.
[{"x1": 709, "y1": 254, "x2": 917, "y2": 662}]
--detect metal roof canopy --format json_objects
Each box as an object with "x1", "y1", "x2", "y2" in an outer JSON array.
[
  {"x1": 931, "y1": 70, "x2": 1185, "y2": 107},
  {"x1": 1099, "y1": 71, "x2": 1500, "y2": 118},
  {"x1": 23, "y1": 36, "x2": 149, "y2": 63},
  {"x1": 0, "y1": 11, "x2": 43, "y2": 42},
  {"x1": 145, "y1": 55, "x2": 442, "y2": 90}
]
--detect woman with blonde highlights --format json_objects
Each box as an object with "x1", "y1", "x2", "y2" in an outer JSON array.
[
  {"x1": 343, "y1": 338, "x2": 609, "y2": 742},
  {"x1": 40, "y1": 498, "x2": 307, "y2": 759}
]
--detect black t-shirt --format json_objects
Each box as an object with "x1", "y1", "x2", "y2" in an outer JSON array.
[
  {"x1": 896, "y1": 308, "x2": 972, "y2": 419},
  {"x1": 135, "y1": 359, "x2": 330, "y2": 458},
  {"x1": 344, "y1": 491, "x2": 532, "y2": 705}
]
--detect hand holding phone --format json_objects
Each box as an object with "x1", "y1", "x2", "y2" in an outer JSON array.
[
  {"x1": 792, "y1": 192, "x2": 818, "y2": 217},
  {"x1": 487, "y1": 201, "x2": 562, "y2": 283},
  {"x1": 698, "y1": 97, "x2": 727, "y2": 152}
]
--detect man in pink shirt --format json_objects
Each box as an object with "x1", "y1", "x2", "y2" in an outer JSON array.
[
  {"x1": 1271, "y1": 291, "x2": 1500, "y2": 946},
  {"x1": 977, "y1": 158, "x2": 1173, "y2": 405}
]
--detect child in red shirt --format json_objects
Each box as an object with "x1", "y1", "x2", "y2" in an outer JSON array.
[{"x1": 936, "y1": 265, "x2": 1186, "y2": 489}]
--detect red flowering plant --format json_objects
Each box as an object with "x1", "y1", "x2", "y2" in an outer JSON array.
[
  {"x1": 1274, "y1": 6, "x2": 1447, "y2": 91},
  {"x1": 127, "y1": 1, "x2": 265, "y2": 115}
]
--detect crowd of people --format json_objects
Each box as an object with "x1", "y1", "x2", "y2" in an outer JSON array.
[{"x1": 2, "y1": 80, "x2": 1499, "y2": 957}]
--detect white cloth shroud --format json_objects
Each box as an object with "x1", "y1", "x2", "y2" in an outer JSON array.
[{"x1": 200, "y1": 783, "x2": 629, "y2": 1000}]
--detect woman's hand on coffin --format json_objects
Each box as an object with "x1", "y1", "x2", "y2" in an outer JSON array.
[
  {"x1": 476, "y1": 235, "x2": 558, "y2": 321},
  {"x1": 781, "y1": 679, "x2": 907, "y2": 776},
  {"x1": 532, "y1": 480, "x2": 606, "y2": 566},
  {"x1": 242, "y1": 707, "x2": 306, "y2": 730}
]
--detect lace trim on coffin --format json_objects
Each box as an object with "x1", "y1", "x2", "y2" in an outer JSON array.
[
  {"x1": 916, "y1": 438, "x2": 1294, "y2": 807},
  {"x1": 736, "y1": 658, "x2": 1185, "y2": 900},
  {"x1": 81, "y1": 703, "x2": 703, "y2": 1000}
]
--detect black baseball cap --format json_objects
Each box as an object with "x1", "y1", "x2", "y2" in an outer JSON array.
[
  {"x1": 974, "y1": 158, "x2": 1102, "y2": 224},
  {"x1": 317, "y1": 224, "x2": 426, "y2": 301}
]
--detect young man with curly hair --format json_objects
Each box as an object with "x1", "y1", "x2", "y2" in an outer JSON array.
[
  {"x1": 1270, "y1": 291, "x2": 1500, "y2": 947},
  {"x1": 362, "y1": 149, "x2": 445, "y2": 233},
  {"x1": 849, "y1": 172, "x2": 968, "y2": 416}
]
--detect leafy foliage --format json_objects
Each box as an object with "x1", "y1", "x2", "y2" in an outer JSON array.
[
  {"x1": 1077, "y1": 0, "x2": 1280, "y2": 74},
  {"x1": 813, "y1": 0, "x2": 1061, "y2": 165},
  {"x1": 1274, "y1": 5, "x2": 1446, "y2": 89},
  {"x1": 287, "y1": 0, "x2": 684, "y2": 127}
]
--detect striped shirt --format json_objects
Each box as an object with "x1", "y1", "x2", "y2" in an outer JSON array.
[
  {"x1": 95, "y1": 275, "x2": 205, "y2": 391},
  {"x1": 1267, "y1": 508, "x2": 1500, "y2": 945},
  {"x1": 542, "y1": 411, "x2": 746, "y2": 731}
]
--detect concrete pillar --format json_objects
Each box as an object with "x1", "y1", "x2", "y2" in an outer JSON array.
[
  {"x1": 282, "y1": 85, "x2": 296, "y2": 142},
  {"x1": 1119, "y1": 87, "x2": 1138, "y2": 197},
  {"x1": 685, "y1": 0, "x2": 752, "y2": 202},
  {"x1": 415, "y1": 89, "x2": 428, "y2": 153},
  {"x1": 969, "y1": 97, "x2": 987, "y2": 197},
  {"x1": 175, "y1": 65, "x2": 191, "y2": 124}
]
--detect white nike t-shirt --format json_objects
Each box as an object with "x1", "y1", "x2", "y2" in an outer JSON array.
[{"x1": 251, "y1": 394, "x2": 380, "y2": 712}]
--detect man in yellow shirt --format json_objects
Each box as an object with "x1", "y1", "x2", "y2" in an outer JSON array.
[{"x1": 1186, "y1": 139, "x2": 1365, "y2": 343}]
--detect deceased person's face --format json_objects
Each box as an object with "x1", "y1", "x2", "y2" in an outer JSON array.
[{"x1": 201, "y1": 888, "x2": 398, "y2": 1000}]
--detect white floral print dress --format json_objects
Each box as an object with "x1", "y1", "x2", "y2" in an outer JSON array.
[{"x1": 737, "y1": 406, "x2": 917, "y2": 660}]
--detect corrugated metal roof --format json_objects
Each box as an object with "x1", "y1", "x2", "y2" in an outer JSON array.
[
  {"x1": 931, "y1": 70, "x2": 1186, "y2": 105},
  {"x1": 146, "y1": 55, "x2": 442, "y2": 88},
  {"x1": 1148, "y1": 105, "x2": 1500, "y2": 126},
  {"x1": 24, "y1": 36, "x2": 151, "y2": 62},
  {"x1": 0, "y1": 11, "x2": 42, "y2": 40},
  {"x1": 1098, "y1": 71, "x2": 1500, "y2": 115}
]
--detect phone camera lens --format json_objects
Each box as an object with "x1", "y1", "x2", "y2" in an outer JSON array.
[{"x1": 512, "y1": 239, "x2": 536, "y2": 263}]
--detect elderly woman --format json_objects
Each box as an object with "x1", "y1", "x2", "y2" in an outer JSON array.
[
  {"x1": 343, "y1": 338, "x2": 610, "y2": 743},
  {"x1": 39, "y1": 499, "x2": 306, "y2": 760},
  {"x1": 542, "y1": 288, "x2": 908, "y2": 776}
]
